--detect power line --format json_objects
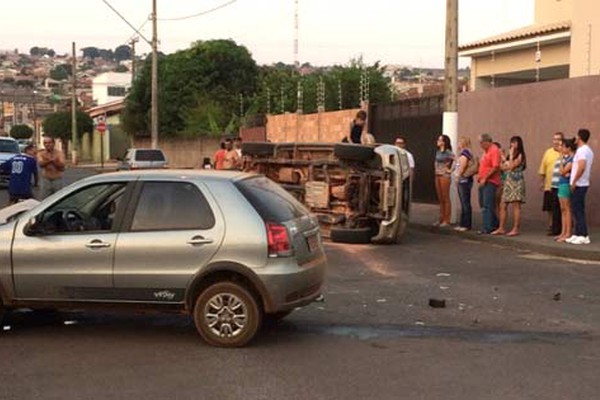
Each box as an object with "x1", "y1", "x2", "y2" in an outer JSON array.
[
  {"x1": 158, "y1": 0, "x2": 238, "y2": 21},
  {"x1": 101, "y1": 0, "x2": 151, "y2": 44}
]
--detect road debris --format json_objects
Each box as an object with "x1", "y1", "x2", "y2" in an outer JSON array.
[
  {"x1": 553, "y1": 292, "x2": 561, "y2": 301},
  {"x1": 436, "y1": 273, "x2": 451, "y2": 277},
  {"x1": 428, "y1": 298, "x2": 446, "y2": 308}
]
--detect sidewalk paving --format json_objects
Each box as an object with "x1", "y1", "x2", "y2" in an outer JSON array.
[{"x1": 410, "y1": 203, "x2": 600, "y2": 262}]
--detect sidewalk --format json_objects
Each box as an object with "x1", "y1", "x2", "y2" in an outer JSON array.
[{"x1": 410, "y1": 203, "x2": 600, "y2": 261}]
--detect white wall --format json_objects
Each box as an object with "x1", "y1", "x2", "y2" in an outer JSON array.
[{"x1": 92, "y1": 72, "x2": 132, "y2": 105}]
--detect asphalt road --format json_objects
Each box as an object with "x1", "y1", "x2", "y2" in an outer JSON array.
[{"x1": 1, "y1": 169, "x2": 599, "y2": 400}]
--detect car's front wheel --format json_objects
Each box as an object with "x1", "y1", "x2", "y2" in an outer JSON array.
[{"x1": 193, "y1": 281, "x2": 262, "y2": 347}]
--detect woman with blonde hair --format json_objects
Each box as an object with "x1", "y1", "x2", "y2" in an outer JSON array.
[{"x1": 454, "y1": 136, "x2": 476, "y2": 231}]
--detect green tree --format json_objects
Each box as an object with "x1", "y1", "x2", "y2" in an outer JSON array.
[
  {"x1": 10, "y1": 124, "x2": 34, "y2": 139},
  {"x1": 50, "y1": 64, "x2": 72, "y2": 81},
  {"x1": 42, "y1": 111, "x2": 93, "y2": 143},
  {"x1": 123, "y1": 39, "x2": 258, "y2": 137},
  {"x1": 82, "y1": 47, "x2": 100, "y2": 59},
  {"x1": 114, "y1": 45, "x2": 131, "y2": 62},
  {"x1": 114, "y1": 64, "x2": 129, "y2": 73}
]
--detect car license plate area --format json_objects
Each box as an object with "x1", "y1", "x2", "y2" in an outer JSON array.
[{"x1": 307, "y1": 234, "x2": 319, "y2": 252}]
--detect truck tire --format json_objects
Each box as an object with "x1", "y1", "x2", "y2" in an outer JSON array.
[
  {"x1": 193, "y1": 281, "x2": 262, "y2": 347},
  {"x1": 333, "y1": 144, "x2": 375, "y2": 162},
  {"x1": 330, "y1": 227, "x2": 373, "y2": 244},
  {"x1": 242, "y1": 142, "x2": 275, "y2": 157}
]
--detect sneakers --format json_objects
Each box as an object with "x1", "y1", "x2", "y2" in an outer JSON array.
[
  {"x1": 566, "y1": 236, "x2": 591, "y2": 245},
  {"x1": 454, "y1": 226, "x2": 468, "y2": 232}
]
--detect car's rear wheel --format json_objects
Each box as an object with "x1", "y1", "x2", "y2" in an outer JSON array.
[
  {"x1": 330, "y1": 227, "x2": 373, "y2": 244},
  {"x1": 193, "y1": 281, "x2": 262, "y2": 347},
  {"x1": 333, "y1": 144, "x2": 375, "y2": 162},
  {"x1": 242, "y1": 142, "x2": 275, "y2": 157}
]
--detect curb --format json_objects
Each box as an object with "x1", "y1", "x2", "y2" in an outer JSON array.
[{"x1": 410, "y1": 222, "x2": 600, "y2": 262}]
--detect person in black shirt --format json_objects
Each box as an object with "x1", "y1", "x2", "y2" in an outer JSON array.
[{"x1": 347, "y1": 110, "x2": 367, "y2": 143}]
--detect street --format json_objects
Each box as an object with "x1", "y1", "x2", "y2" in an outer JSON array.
[{"x1": 1, "y1": 170, "x2": 599, "y2": 400}]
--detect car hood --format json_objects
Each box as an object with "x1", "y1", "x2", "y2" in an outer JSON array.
[
  {"x1": 0, "y1": 152, "x2": 18, "y2": 162},
  {"x1": 0, "y1": 199, "x2": 40, "y2": 224}
]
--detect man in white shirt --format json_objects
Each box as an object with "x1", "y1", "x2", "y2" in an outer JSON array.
[{"x1": 567, "y1": 129, "x2": 594, "y2": 245}]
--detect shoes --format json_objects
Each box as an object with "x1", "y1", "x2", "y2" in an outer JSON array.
[
  {"x1": 439, "y1": 223, "x2": 450, "y2": 228},
  {"x1": 565, "y1": 235, "x2": 578, "y2": 243},
  {"x1": 568, "y1": 236, "x2": 591, "y2": 245},
  {"x1": 454, "y1": 226, "x2": 468, "y2": 232}
]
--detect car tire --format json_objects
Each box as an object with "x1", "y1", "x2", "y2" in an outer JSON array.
[
  {"x1": 333, "y1": 144, "x2": 375, "y2": 162},
  {"x1": 193, "y1": 281, "x2": 262, "y2": 347},
  {"x1": 242, "y1": 142, "x2": 275, "y2": 157},
  {"x1": 330, "y1": 227, "x2": 373, "y2": 244}
]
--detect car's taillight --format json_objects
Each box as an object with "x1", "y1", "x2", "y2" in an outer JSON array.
[{"x1": 266, "y1": 222, "x2": 292, "y2": 257}]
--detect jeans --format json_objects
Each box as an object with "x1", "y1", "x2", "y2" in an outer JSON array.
[
  {"x1": 571, "y1": 186, "x2": 589, "y2": 237},
  {"x1": 478, "y1": 183, "x2": 498, "y2": 233},
  {"x1": 40, "y1": 177, "x2": 63, "y2": 199},
  {"x1": 457, "y1": 179, "x2": 473, "y2": 229}
]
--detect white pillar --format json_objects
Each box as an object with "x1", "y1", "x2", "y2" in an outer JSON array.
[{"x1": 443, "y1": 111, "x2": 459, "y2": 224}]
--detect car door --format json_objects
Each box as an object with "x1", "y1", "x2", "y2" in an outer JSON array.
[
  {"x1": 12, "y1": 181, "x2": 132, "y2": 300},
  {"x1": 113, "y1": 180, "x2": 224, "y2": 303}
]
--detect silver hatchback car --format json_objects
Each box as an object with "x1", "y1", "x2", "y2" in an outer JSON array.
[
  {"x1": 117, "y1": 148, "x2": 168, "y2": 170},
  {"x1": 0, "y1": 170, "x2": 327, "y2": 347}
]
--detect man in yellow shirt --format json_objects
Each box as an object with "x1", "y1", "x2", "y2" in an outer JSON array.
[{"x1": 538, "y1": 132, "x2": 563, "y2": 235}]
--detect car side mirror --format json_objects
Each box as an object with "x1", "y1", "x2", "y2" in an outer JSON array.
[{"x1": 25, "y1": 217, "x2": 45, "y2": 236}]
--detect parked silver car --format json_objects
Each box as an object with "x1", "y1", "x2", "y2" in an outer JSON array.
[
  {"x1": 0, "y1": 170, "x2": 327, "y2": 347},
  {"x1": 117, "y1": 148, "x2": 168, "y2": 170}
]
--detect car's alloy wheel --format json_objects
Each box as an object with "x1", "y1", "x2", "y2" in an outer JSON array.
[{"x1": 194, "y1": 281, "x2": 261, "y2": 347}]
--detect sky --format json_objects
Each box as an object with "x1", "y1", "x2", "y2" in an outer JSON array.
[{"x1": 0, "y1": 0, "x2": 535, "y2": 68}]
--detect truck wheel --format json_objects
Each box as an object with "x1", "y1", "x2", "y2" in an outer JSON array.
[
  {"x1": 333, "y1": 144, "x2": 375, "y2": 162},
  {"x1": 193, "y1": 281, "x2": 262, "y2": 347},
  {"x1": 242, "y1": 142, "x2": 275, "y2": 157},
  {"x1": 330, "y1": 227, "x2": 373, "y2": 244}
]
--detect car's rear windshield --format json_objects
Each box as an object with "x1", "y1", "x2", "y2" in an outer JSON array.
[
  {"x1": 135, "y1": 149, "x2": 165, "y2": 161},
  {"x1": 0, "y1": 140, "x2": 19, "y2": 154},
  {"x1": 235, "y1": 176, "x2": 308, "y2": 223}
]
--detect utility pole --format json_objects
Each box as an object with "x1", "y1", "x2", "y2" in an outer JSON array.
[
  {"x1": 443, "y1": 0, "x2": 459, "y2": 223},
  {"x1": 71, "y1": 41, "x2": 78, "y2": 164},
  {"x1": 130, "y1": 37, "x2": 139, "y2": 84},
  {"x1": 151, "y1": 0, "x2": 159, "y2": 149},
  {"x1": 294, "y1": 0, "x2": 302, "y2": 114}
]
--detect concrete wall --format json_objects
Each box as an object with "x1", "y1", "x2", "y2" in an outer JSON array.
[
  {"x1": 133, "y1": 136, "x2": 220, "y2": 169},
  {"x1": 536, "y1": 0, "x2": 573, "y2": 24},
  {"x1": 267, "y1": 109, "x2": 360, "y2": 143},
  {"x1": 458, "y1": 75, "x2": 600, "y2": 225},
  {"x1": 570, "y1": 0, "x2": 600, "y2": 77}
]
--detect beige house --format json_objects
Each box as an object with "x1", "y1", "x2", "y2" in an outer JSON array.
[{"x1": 460, "y1": 0, "x2": 600, "y2": 90}]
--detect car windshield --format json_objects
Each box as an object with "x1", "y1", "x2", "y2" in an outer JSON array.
[
  {"x1": 135, "y1": 149, "x2": 165, "y2": 162},
  {"x1": 0, "y1": 140, "x2": 19, "y2": 153}
]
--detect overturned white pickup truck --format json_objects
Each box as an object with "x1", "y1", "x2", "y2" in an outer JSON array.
[{"x1": 242, "y1": 142, "x2": 412, "y2": 244}]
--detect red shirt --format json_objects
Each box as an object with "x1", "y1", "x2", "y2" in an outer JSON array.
[
  {"x1": 214, "y1": 149, "x2": 226, "y2": 170},
  {"x1": 478, "y1": 144, "x2": 501, "y2": 186}
]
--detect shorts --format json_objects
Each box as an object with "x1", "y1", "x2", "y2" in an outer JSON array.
[
  {"x1": 542, "y1": 190, "x2": 553, "y2": 211},
  {"x1": 558, "y1": 183, "x2": 571, "y2": 199}
]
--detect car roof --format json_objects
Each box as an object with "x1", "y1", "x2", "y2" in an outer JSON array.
[
  {"x1": 84, "y1": 169, "x2": 254, "y2": 183},
  {"x1": 0, "y1": 137, "x2": 17, "y2": 142}
]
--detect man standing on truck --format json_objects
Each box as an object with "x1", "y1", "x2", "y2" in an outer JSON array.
[
  {"x1": 1, "y1": 144, "x2": 38, "y2": 205},
  {"x1": 37, "y1": 136, "x2": 66, "y2": 199}
]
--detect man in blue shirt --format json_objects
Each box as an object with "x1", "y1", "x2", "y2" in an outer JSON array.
[{"x1": 1, "y1": 144, "x2": 39, "y2": 205}]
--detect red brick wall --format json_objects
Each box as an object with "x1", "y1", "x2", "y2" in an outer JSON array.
[{"x1": 267, "y1": 109, "x2": 361, "y2": 143}]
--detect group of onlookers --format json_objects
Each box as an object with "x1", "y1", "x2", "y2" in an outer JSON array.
[
  {"x1": 2, "y1": 136, "x2": 65, "y2": 205},
  {"x1": 431, "y1": 129, "x2": 594, "y2": 245},
  {"x1": 210, "y1": 137, "x2": 243, "y2": 170}
]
